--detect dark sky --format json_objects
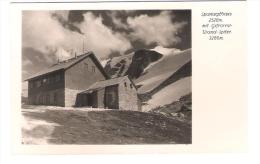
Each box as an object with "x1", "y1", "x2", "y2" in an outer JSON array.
[{"x1": 67, "y1": 10, "x2": 191, "y2": 51}]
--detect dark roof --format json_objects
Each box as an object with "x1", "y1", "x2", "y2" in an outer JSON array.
[
  {"x1": 25, "y1": 52, "x2": 109, "y2": 81},
  {"x1": 79, "y1": 76, "x2": 136, "y2": 94}
]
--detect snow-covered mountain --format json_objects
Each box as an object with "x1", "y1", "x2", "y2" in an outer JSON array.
[
  {"x1": 134, "y1": 49, "x2": 191, "y2": 94},
  {"x1": 104, "y1": 46, "x2": 192, "y2": 111}
]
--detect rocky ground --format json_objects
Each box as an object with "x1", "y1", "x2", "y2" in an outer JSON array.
[{"x1": 149, "y1": 93, "x2": 192, "y2": 124}]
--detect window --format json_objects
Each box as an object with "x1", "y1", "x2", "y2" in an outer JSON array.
[
  {"x1": 124, "y1": 82, "x2": 127, "y2": 87},
  {"x1": 130, "y1": 84, "x2": 133, "y2": 89},
  {"x1": 42, "y1": 78, "x2": 47, "y2": 84},
  {"x1": 29, "y1": 82, "x2": 33, "y2": 89},
  {"x1": 92, "y1": 66, "x2": 95, "y2": 73},
  {"x1": 36, "y1": 80, "x2": 41, "y2": 88},
  {"x1": 55, "y1": 74, "x2": 61, "y2": 82},
  {"x1": 46, "y1": 78, "x2": 50, "y2": 84},
  {"x1": 50, "y1": 76, "x2": 54, "y2": 83}
]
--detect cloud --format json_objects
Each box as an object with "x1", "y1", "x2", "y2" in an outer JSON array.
[
  {"x1": 22, "y1": 11, "x2": 132, "y2": 61},
  {"x1": 108, "y1": 11, "x2": 128, "y2": 30},
  {"x1": 127, "y1": 11, "x2": 187, "y2": 47},
  {"x1": 51, "y1": 11, "x2": 83, "y2": 34},
  {"x1": 22, "y1": 11, "x2": 82, "y2": 61},
  {"x1": 22, "y1": 47, "x2": 56, "y2": 80},
  {"x1": 22, "y1": 59, "x2": 33, "y2": 67},
  {"x1": 23, "y1": 11, "x2": 64, "y2": 54},
  {"x1": 76, "y1": 12, "x2": 132, "y2": 59}
]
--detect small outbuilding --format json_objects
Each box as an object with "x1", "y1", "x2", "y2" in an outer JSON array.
[{"x1": 76, "y1": 76, "x2": 141, "y2": 111}]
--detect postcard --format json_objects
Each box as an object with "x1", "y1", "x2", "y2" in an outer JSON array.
[{"x1": 8, "y1": 0, "x2": 247, "y2": 154}]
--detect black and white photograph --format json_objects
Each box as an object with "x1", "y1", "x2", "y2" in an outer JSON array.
[
  {"x1": 21, "y1": 10, "x2": 192, "y2": 145},
  {"x1": 1, "y1": 0, "x2": 258, "y2": 162}
]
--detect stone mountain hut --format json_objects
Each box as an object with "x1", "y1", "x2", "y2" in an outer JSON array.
[{"x1": 25, "y1": 52, "x2": 141, "y2": 111}]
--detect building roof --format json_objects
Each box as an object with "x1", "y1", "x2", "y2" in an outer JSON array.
[
  {"x1": 25, "y1": 52, "x2": 109, "y2": 81},
  {"x1": 79, "y1": 76, "x2": 136, "y2": 94}
]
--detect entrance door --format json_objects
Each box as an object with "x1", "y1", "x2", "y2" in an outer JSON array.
[
  {"x1": 87, "y1": 94, "x2": 92, "y2": 107},
  {"x1": 80, "y1": 92, "x2": 98, "y2": 108},
  {"x1": 91, "y1": 91, "x2": 98, "y2": 108},
  {"x1": 104, "y1": 85, "x2": 119, "y2": 109},
  {"x1": 81, "y1": 94, "x2": 90, "y2": 107}
]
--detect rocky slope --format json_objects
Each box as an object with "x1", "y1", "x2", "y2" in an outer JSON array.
[
  {"x1": 104, "y1": 49, "x2": 163, "y2": 79},
  {"x1": 149, "y1": 93, "x2": 192, "y2": 123}
]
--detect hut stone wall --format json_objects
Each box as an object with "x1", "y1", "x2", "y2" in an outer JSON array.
[{"x1": 118, "y1": 78, "x2": 139, "y2": 111}]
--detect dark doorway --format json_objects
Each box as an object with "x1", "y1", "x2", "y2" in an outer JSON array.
[
  {"x1": 84, "y1": 94, "x2": 91, "y2": 107},
  {"x1": 104, "y1": 85, "x2": 119, "y2": 109},
  {"x1": 77, "y1": 92, "x2": 98, "y2": 108},
  {"x1": 92, "y1": 91, "x2": 98, "y2": 108}
]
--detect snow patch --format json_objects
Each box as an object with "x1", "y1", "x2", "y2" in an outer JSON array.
[
  {"x1": 135, "y1": 49, "x2": 191, "y2": 94},
  {"x1": 100, "y1": 59, "x2": 109, "y2": 67},
  {"x1": 22, "y1": 114, "x2": 60, "y2": 144},
  {"x1": 136, "y1": 72, "x2": 173, "y2": 94},
  {"x1": 144, "y1": 46, "x2": 182, "y2": 72},
  {"x1": 151, "y1": 46, "x2": 181, "y2": 56},
  {"x1": 142, "y1": 76, "x2": 191, "y2": 111}
]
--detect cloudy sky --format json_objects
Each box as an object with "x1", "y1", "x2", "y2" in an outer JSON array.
[{"x1": 22, "y1": 10, "x2": 191, "y2": 80}]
